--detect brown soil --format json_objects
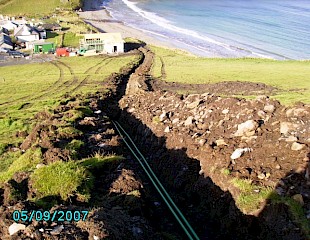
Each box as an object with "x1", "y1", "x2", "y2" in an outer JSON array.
[{"x1": 151, "y1": 78, "x2": 278, "y2": 96}]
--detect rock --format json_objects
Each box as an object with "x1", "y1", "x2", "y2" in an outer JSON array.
[
  {"x1": 292, "y1": 194, "x2": 304, "y2": 206},
  {"x1": 231, "y1": 148, "x2": 252, "y2": 160},
  {"x1": 280, "y1": 122, "x2": 296, "y2": 135},
  {"x1": 36, "y1": 163, "x2": 45, "y2": 169},
  {"x1": 198, "y1": 139, "x2": 206, "y2": 146},
  {"x1": 257, "y1": 110, "x2": 266, "y2": 118},
  {"x1": 222, "y1": 109, "x2": 229, "y2": 114},
  {"x1": 197, "y1": 122, "x2": 208, "y2": 130},
  {"x1": 9, "y1": 223, "x2": 26, "y2": 236},
  {"x1": 257, "y1": 173, "x2": 266, "y2": 180},
  {"x1": 184, "y1": 116, "x2": 194, "y2": 126},
  {"x1": 234, "y1": 120, "x2": 258, "y2": 137},
  {"x1": 241, "y1": 136, "x2": 257, "y2": 143},
  {"x1": 172, "y1": 118, "x2": 179, "y2": 124},
  {"x1": 159, "y1": 111, "x2": 167, "y2": 122},
  {"x1": 256, "y1": 95, "x2": 268, "y2": 101},
  {"x1": 286, "y1": 108, "x2": 309, "y2": 117},
  {"x1": 186, "y1": 100, "x2": 202, "y2": 109},
  {"x1": 164, "y1": 126, "x2": 170, "y2": 133},
  {"x1": 275, "y1": 164, "x2": 281, "y2": 170},
  {"x1": 285, "y1": 136, "x2": 298, "y2": 142},
  {"x1": 264, "y1": 104, "x2": 275, "y2": 113},
  {"x1": 215, "y1": 139, "x2": 227, "y2": 146},
  {"x1": 50, "y1": 225, "x2": 64, "y2": 235},
  {"x1": 291, "y1": 142, "x2": 305, "y2": 151}
]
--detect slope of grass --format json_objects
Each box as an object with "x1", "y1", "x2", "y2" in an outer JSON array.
[
  {"x1": 0, "y1": 0, "x2": 82, "y2": 16},
  {"x1": 0, "y1": 54, "x2": 140, "y2": 149},
  {"x1": 151, "y1": 46, "x2": 310, "y2": 105}
]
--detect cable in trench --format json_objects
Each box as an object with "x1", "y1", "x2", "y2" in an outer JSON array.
[{"x1": 112, "y1": 120, "x2": 200, "y2": 240}]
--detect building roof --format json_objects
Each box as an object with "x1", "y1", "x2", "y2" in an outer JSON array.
[
  {"x1": 83, "y1": 33, "x2": 124, "y2": 44},
  {"x1": 14, "y1": 24, "x2": 39, "y2": 36},
  {"x1": 0, "y1": 33, "x2": 12, "y2": 46}
]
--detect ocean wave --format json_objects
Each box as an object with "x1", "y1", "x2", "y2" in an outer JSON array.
[
  {"x1": 121, "y1": 1, "x2": 232, "y2": 48},
  {"x1": 121, "y1": 0, "x2": 276, "y2": 59}
]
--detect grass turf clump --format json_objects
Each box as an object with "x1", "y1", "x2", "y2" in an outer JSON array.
[
  {"x1": 0, "y1": 148, "x2": 42, "y2": 183},
  {"x1": 79, "y1": 153, "x2": 124, "y2": 171},
  {"x1": 66, "y1": 139, "x2": 84, "y2": 159},
  {"x1": 231, "y1": 178, "x2": 273, "y2": 214},
  {"x1": 31, "y1": 161, "x2": 93, "y2": 202}
]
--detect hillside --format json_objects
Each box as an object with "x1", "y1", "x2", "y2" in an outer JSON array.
[
  {"x1": 0, "y1": 0, "x2": 83, "y2": 16},
  {"x1": 0, "y1": 1, "x2": 309, "y2": 238}
]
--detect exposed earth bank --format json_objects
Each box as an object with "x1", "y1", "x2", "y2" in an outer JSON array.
[{"x1": 0, "y1": 47, "x2": 309, "y2": 239}]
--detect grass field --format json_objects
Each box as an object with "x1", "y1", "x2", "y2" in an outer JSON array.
[
  {"x1": 0, "y1": 0, "x2": 82, "y2": 16},
  {"x1": 0, "y1": 54, "x2": 140, "y2": 149},
  {"x1": 151, "y1": 46, "x2": 310, "y2": 105}
]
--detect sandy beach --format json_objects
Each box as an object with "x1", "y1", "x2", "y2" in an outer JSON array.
[{"x1": 78, "y1": 0, "x2": 181, "y2": 51}]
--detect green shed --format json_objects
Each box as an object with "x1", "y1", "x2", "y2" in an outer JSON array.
[{"x1": 33, "y1": 42, "x2": 55, "y2": 54}]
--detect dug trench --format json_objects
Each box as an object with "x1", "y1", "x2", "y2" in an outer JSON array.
[
  {"x1": 102, "y1": 47, "x2": 310, "y2": 239},
  {"x1": 0, "y1": 46, "x2": 309, "y2": 239}
]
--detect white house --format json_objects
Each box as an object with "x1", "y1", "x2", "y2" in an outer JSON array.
[
  {"x1": 14, "y1": 25, "x2": 39, "y2": 42},
  {"x1": 79, "y1": 33, "x2": 124, "y2": 54}
]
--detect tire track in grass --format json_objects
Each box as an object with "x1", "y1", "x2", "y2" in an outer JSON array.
[
  {"x1": 71, "y1": 57, "x2": 112, "y2": 93},
  {"x1": 0, "y1": 61, "x2": 63, "y2": 106},
  {"x1": 52, "y1": 60, "x2": 78, "y2": 93},
  {"x1": 29, "y1": 61, "x2": 69, "y2": 100}
]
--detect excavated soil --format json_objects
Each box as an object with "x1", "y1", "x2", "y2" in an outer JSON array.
[
  {"x1": 151, "y1": 79, "x2": 278, "y2": 96},
  {"x1": 0, "y1": 46, "x2": 309, "y2": 239}
]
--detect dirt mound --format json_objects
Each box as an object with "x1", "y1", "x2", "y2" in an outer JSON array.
[
  {"x1": 151, "y1": 79, "x2": 278, "y2": 96},
  {"x1": 119, "y1": 89, "x2": 310, "y2": 239}
]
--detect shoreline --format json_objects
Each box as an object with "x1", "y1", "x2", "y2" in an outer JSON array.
[{"x1": 78, "y1": 0, "x2": 192, "y2": 55}]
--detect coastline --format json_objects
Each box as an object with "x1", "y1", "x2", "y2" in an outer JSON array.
[{"x1": 78, "y1": 0, "x2": 191, "y2": 55}]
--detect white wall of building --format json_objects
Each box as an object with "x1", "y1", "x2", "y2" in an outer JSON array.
[
  {"x1": 104, "y1": 42, "x2": 124, "y2": 54},
  {"x1": 16, "y1": 34, "x2": 39, "y2": 42}
]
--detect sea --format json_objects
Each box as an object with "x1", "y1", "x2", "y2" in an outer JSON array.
[{"x1": 101, "y1": 0, "x2": 310, "y2": 60}]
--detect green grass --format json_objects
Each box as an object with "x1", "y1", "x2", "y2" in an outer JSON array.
[
  {"x1": 0, "y1": 54, "x2": 139, "y2": 148},
  {"x1": 63, "y1": 32, "x2": 83, "y2": 47},
  {"x1": 31, "y1": 160, "x2": 93, "y2": 201},
  {"x1": 0, "y1": 0, "x2": 82, "y2": 16},
  {"x1": 151, "y1": 46, "x2": 310, "y2": 105},
  {"x1": 0, "y1": 148, "x2": 42, "y2": 183},
  {"x1": 79, "y1": 153, "x2": 124, "y2": 170},
  {"x1": 231, "y1": 178, "x2": 273, "y2": 213},
  {"x1": 231, "y1": 176, "x2": 309, "y2": 237}
]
